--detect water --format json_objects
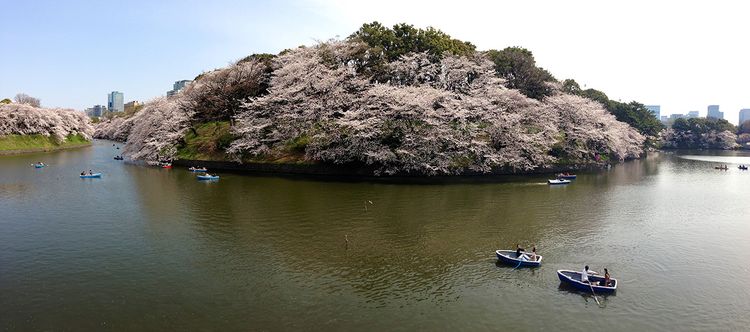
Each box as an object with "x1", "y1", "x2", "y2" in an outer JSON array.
[{"x1": 2, "y1": 141, "x2": 750, "y2": 331}]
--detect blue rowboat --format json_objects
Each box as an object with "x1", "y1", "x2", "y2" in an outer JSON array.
[
  {"x1": 34, "y1": 164, "x2": 45, "y2": 168},
  {"x1": 189, "y1": 167, "x2": 208, "y2": 172},
  {"x1": 80, "y1": 173, "x2": 102, "y2": 178},
  {"x1": 495, "y1": 250, "x2": 542, "y2": 267},
  {"x1": 557, "y1": 269, "x2": 617, "y2": 294},
  {"x1": 548, "y1": 179, "x2": 570, "y2": 185},
  {"x1": 197, "y1": 175, "x2": 219, "y2": 180}
]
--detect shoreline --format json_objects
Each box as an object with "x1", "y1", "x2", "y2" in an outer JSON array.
[
  {"x1": 0, "y1": 142, "x2": 92, "y2": 156},
  {"x1": 173, "y1": 159, "x2": 611, "y2": 181}
]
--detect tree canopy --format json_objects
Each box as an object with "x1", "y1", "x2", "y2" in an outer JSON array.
[
  {"x1": 349, "y1": 22, "x2": 476, "y2": 61},
  {"x1": 671, "y1": 117, "x2": 735, "y2": 133},
  {"x1": 662, "y1": 117, "x2": 737, "y2": 150},
  {"x1": 486, "y1": 47, "x2": 556, "y2": 100}
]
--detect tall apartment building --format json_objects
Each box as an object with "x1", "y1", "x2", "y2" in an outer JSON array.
[
  {"x1": 740, "y1": 109, "x2": 750, "y2": 125},
  {"x1": 167, "y1": 80, "x2": 192, "y2": 97},
  {"x1": 85, "y1": 105, "x2": 108, "y2": 117},
  {"x1": 108, "y1": 91, "x2": 124, "y2": 113}
]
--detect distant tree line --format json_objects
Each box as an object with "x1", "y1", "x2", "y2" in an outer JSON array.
[{"x1": 661, "y1": 117, "x2": 738, "y2": 150}]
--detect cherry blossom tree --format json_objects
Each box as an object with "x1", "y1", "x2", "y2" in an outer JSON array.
[
  {"x1": 0, "y1": 103, "x2": 93, "y2": 141},
  {"x1": 120, "y1": 97, "x2": 191, "y2": 161},
  {"x1": 228, "y1": 40, "x2": 645, "y2": 174},
  {"x1": 94, "y1": 116, "x2": 134, "y2": 142},
  {"x1": 100, "y1": 37, "x2": 648, "y2": 175}
]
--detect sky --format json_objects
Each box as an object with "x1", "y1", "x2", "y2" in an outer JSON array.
[{"x1": 1, "y1": 0, "x2": 749, "y2": 124}]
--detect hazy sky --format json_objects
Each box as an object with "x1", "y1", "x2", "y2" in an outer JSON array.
[{"x1": 2, "y1": 0, "x2": 748, "y2": 123}]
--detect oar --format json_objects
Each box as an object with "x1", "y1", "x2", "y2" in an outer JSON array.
[{"x1": 588, "y1": 281, "x2": 601, "y2": 306}]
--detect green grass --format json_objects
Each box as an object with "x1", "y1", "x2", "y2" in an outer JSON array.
[
  {"x1": 0, "y1": 134, "x2": 90, "y2": 152},
  {"x1": 176, "y1": 121, "x2": 235, "y2": 161},
  {"x1": 176, "y1": 121, "x2": 313, "y2": 164}
]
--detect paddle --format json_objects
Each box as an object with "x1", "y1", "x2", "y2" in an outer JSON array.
[{"x1": 588, "y1": 281, "x2": 601, "y2": 306}]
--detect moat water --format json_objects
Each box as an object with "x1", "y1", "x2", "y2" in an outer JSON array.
[{"x1": 2, "y1": 140, "x2": 749, "y2": 330}]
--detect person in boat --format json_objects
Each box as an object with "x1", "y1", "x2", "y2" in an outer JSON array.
[
  {"x1": 88, "y1": 170, "x2": 93, "y2": 175},
  {"x1": 80, "y1": 171, "x2": 85, "y2": 176},
  {"x1": 581, "y1": 265, "x2": 591, "y2": 283},
  {"x1": 515, "y1": 244, "x2": 525, "y2": 258},
  {"x1": 599, "y1": 268, "x2": 611, "y2": 287},
  {"x1": 528, "y1": 246, "x2": 537, "y2": 261}
]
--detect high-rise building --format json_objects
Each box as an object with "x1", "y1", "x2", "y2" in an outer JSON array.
[
  {"x1": 645, "y1": 105, "x2": 660, "y2": 119},
  {"x1": 108, "y1": 91, "x2": 124, "y2": 112},
  {"x1": 660, "y1": 115, "x2": 668, "y2": 123},
  {"x1": 707, "y1": 105, "x2": 723, "y2": 119},
  {"x1": 740, "y1": 109, "x2": 750, "y2": 125},
  {"x1": 167, "y1": 80, "x2": 192, "y2": 97},
  {"x1": 686, "y1": 111, "x2": 700, "y2": 118},
  {"x1": 669, "y1": 113, "x2": 686, "y2": 121},
  {"x1": 85, "y1": 105, "x2": 108, "y2": 117}
]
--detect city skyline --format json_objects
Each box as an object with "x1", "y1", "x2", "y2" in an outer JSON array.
[{"x1": 2, "y1": 0, "x2": 750, "y2": 124}]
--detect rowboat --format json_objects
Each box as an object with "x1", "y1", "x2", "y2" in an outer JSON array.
[
  {"x1": 557, "y1": 173, "x2": 577, "y2": 179},
  {"x1": 161, "y1": 163, "x2": 172, "y2": 169},
  {"x1": 495, "y1": 250, "x2": 542, "y2": 267},
  {"x1": 548, "y1": 179, "x2": 571, "y2": 185},
  {"x1": 188, "y1": 167, "x2": 208, "y2": 172},
  {"x1": 80, "y1": 173, "x2": 102, "y2": 178},
  {"x1": 34, "y1": 164, "x2": 45, "y2": 168},
  {"x1": 739, "y1": 165, "x2": 748, "y2": 170},
  {"x1": 557, "y1": 269, "x2": 617, "y2": 293},
  {"x1": 197, "y1": 175, "x2": 219, "y2": 180},
  {"x1": 715, "y1": 165, "x2": 728, "y2": 170}
]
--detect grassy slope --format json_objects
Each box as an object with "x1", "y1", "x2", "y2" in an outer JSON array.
[
  {"x1": 175, "y1": 122, "x2": 609, "y2": 168},
  {"x1": 176, "y1": 122, "x2": 234, "y2": 161},
  {"x1": 0, "y1": 134, "x2": 90, "y2": 152},
  {"x1": 176, "y1": 121, "x2": 310, "y2": 164}
]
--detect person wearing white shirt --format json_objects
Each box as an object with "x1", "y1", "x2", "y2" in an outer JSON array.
[{"x1": 581, "y1": 265, "x2": 590, "y2": 283}]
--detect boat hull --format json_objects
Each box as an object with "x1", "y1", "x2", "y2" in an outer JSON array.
[
  {"x1": 548, "y1": 179, "x2": 571, "y2": 185},
  {"x1": 80, "y1": 173, "x2": 102, "y2": 178},
  {"x1": 557, "y1": 270, "x2": 616, "y2": 294},
  {"x1": 558, "y1": 175, "x2": 576, "y2": 179},
  {"x1": 34, "y1": 165, "x2": 45, "y2": 168},
  {"x1": 495, "y1": 250, "x2": 542, "y2": 267},
  {"x1": 197, "y1": 175, "x2": 219, "y2": 180}
]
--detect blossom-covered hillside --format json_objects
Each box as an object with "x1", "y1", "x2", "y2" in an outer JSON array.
[
  {"x1": 96, "y1": 23, "x2": 648, "y2": 175},
  {"x1": 0, "y1": 103, "x2": 94, "y2": 142}
]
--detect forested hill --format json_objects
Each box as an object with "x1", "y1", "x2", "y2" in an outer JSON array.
[{"x1": 95, "y1": 22, "x2": 656, "y2": 175}]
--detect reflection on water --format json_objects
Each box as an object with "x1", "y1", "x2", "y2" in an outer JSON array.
[
  {"x1": 675, "y1": 149, "x2": 750, "y2": 164},
  {"x1": 1, "y1": 142, "x2": 750, "y2": 331}
]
